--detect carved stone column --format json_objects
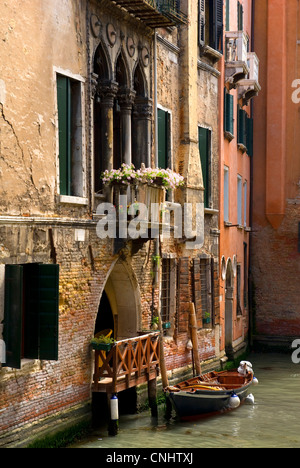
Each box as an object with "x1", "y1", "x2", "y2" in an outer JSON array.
[
  {"x1": 97, "y1": 80, "x2": 118, "y2": 172},
  {"x1": 118, "y1": 88, "x2": 136, "y2": 167},
  {"x1": 132, "y1": 97, "x2": 153, "y2": 168}
]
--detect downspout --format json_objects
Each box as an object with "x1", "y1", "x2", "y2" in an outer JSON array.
[
  {"x1": 154, "y1": 29, "x2": 158, "y2": 168},
  {"x1": 248, "y1": 0, "x2": 255, "y2": 349}
]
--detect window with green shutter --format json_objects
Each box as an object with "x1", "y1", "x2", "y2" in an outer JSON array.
[
  {"x1": 237, "y1": 1, "x2": 244, "y2": 31},
  {"x1": 224, "y1": 89, "x2": 234, "y2": 138},
  {"x1": 198, "y1": 126, "x2": 211, "y2": 208},
  {"x1": 209, "y1": 0, "x2": 224, "y2": 53},
  {"x1": 3, "y1": 264, "x2": 59, "y2": 369},
  {"x1": 237, "y1": 106, "x2": 247, "y2": 150},
  {"x1": 246, "y1": 116, "x2": 253, "y2": 157},
  {"x1": 158, "y1": 108, "x2": 171, "y2": 169},
  {"x1": 57, "y1": 74, "x2": 83, "y2": 197}
]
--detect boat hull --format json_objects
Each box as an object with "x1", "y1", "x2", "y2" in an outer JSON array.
[{"x1": 166, "y1": 370, "x2": 254, "y2": 420}]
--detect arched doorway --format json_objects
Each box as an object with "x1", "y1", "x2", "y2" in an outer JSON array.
[
  {"x1": 94, "y1": 260, "x2": 141, "y2": 340},
  {"x1": 225, "y1": 259, "x2": 234, "y2": 358}
]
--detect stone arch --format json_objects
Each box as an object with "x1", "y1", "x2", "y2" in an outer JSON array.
[
  {"x1": 133, "y1": 60, "x2": 148, "y2": 97},
  {"x1": 94, "y1": 258, "x2": 141, "y2": 341},
  {"x1": 93, "y1": 40, "x2": 112, "y2": 81},
  {"x1": 115, "y1": 49, "x2": 131, "y2": 88}
]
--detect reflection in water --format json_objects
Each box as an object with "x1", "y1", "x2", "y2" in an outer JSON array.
[{"x1": 71, "y1": 354, "x2": 300, "y2": 449}]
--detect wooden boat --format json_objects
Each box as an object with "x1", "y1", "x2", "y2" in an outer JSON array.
[{"x1": 165, "y1": 369, "x2": 254, "y2": 420}]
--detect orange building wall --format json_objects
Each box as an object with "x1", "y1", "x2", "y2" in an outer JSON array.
[
  {"x1": 252, "y1": 0, "x2": 300, "y2": 341},
  {"x1": 219, "y1": 0, "x2": 253, "y2": 355}
]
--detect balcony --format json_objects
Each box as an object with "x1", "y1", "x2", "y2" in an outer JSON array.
[
  {"x1": 238, "y1": 52, "x2": 261, "y2": 104},
  {"x1": 225, "y1": 31, "x2": 250, "y2": 89},
  {"x1": 111, "y1": 0, "x2": 187, "y2": 28},
  {"x1": 92, "y1": 333, "x2": 160, "y2": 394}
]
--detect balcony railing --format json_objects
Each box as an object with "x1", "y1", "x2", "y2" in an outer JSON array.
[
  {"x1": 238, "y1": 52, "x2": 261, "y2": 104},
  {"x1": 111, "y1": 0, "x2": 187, "y2": 28},
  {"x1": 92, "y1": 333, "x2": 160, "y2": 393},
  {"x1": 225, "y1": 31, "x2": 250, "y2": 88}
]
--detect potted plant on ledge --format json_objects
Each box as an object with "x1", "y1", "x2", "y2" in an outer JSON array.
[
  {"x1": 203, "y1": 312, "x2": 211, "y2": 326},
  {"x1": 90, "y1": 335, "x2": 115, "y2": 352}
]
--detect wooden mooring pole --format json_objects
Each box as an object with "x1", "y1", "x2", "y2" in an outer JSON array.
[{"x1": 189, "y1": 302, "x2": 202, "y2": 376}]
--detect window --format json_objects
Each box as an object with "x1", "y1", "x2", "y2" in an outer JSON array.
[
  {"x1": 198, "y1": 127, "x2": 211, "y2": 208},
  {"x1": 224, "y1": 90, "x2": 234, "y2": 137},
  {"x1": 237, "y1": 175, "x2": 242, "y2": 226},
  {"x1": 244, "y1": 180, "x2": 248, "y2": 227},
  {"x1": 237, "y1": 106, "x2": 247, "y2": 149},
  {"x1": 57, "y1": 74, "x2": 84, "y2": 197},
  {"x1": 236, "y1": 264, "x2": 242, "y2": 315},
  {"x1": 225, "y1": 0, "x2": 230, "y2": 31},
  {"x1": 161, "y1": 258, "x2": 176, "y2": 335},
  {"x1": 199, "y1": 0, "x2": 224, "y2": 53},
  {"x1": 246, "y1": 116, "x2": 253, "y2": 156},
  {"x1": 200, "y1": 257, "x2": 213, "y2": 326},
  {"x1": 237, "y1": 1, "x2": 244, "y2": 31},
  {"x1": 3, "y1": 264, "x2": 59, "y2": 369},
  {"x1": 224, "y1": 166, "x2": 229, "y2": 222},
  {"x1": 157, "y1": 108, "x2": 171, "y2": 169}
]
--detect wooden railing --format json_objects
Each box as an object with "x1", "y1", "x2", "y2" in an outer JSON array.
[{"x1": 92, "y1": 333, "x2": 160, "y2": 393}]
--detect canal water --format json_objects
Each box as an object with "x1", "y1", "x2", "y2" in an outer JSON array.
[{"x1": 72, "y1": 353, "x2": 300, "y2": 449}]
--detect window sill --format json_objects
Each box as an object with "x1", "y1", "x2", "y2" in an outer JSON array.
[
  {"x1": 58, "y1": 195, "x2": 88, "y2": 206},
  {"x1": 204, "y1": 208, "x2": 219, "y2": 215},
  {"x1": 237, "y1": 143, "x2": 247, "y2": 153},
  {"x1": 201, "y1": 45, "x2": 223, "y2": 62},
  {"x1": 224, "y1": 131, "x2": 234, "y2": 142}
]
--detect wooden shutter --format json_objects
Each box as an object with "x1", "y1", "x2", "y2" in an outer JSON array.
[
  {"x1": 224, "y1": 91, "x2": 234, "y2": 135},
  {"x1": 3, "y1": 265, "x2": 23, "y2": 369},
  {"x1": 225, "y1": 0, "x2": 230, "y2": 31},
  {"x1": 199, "y1": 0, "x2": 206, "y2": 46},
  {"x1": 57, "y1": 75, "x2": 71, "y2": 196},
  {"x1": 216, "y1": 0, "x2": 224, "y2": 53},
  {"x1": 210, "y1": 0, "x2": 224, "y2": 53},
  {"x1": 246, "y1": 116, "x2": 253, "y2": 156},
  {"x1": 198, "y1": 127, "x2": 210, "y2": 208},
  {"x1": 158, "y1": 109, "x2": 170, "y2": 170},
  {"x1": 237, "y1": 1, "x2": 244, "y2": 31},
  {"x1": 238, "y1": 107, "x2": 247, "y2": 147},
  {"x1": 23, "y1": 263, "x2": 40, "y2": 359},
  {"x1": 38, "y1": 264, "x2": 60, "y2": 361}
]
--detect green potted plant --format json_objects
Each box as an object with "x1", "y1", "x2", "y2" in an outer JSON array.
[
  {"x1": 203, "y1": 312, "x2": 211, "y2": 325},
  {"x1": 162, "y1": 321, "x2": 171, "y2": 330},
  {"x1": 90, "y1": 335, "x2": 115, "y2": 352},
  {"x1": 151, "y1": 316, "x2": 159, "y2": 330}
]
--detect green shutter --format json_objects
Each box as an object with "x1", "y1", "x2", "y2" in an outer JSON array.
[
  {"x1": 238, "y1": 107, "x2": 247, "y2": 147},
  {"x1": 38, "y1": 264, "x2": 60, "y2": 361},
  {"x1": 210, "y1": 0, "x2": 224, "y2": 53},
  {"x1": 23, "y1": 263, "x2": 40, "y2": 359},
  {"x1": 3, "y1": 265, "x2": 23, "y2": 369},
  {"x1": 199, "y1": 0, "x2": 205, "y2": 46},
  {"x1": 238, "y1": 1, "x2": 244, "y2": 31},
  {"x1": 57, "y1": 75, "x2": 71, "y2": 196},
  {"x1": 158, "y1": 109, "x2": 169, "y2": 169},
  {"x1": 225, "y1": 0, "x2": 230, "y2": 31},
  {"x1": 199, "y1": 127, "x2": 210, "y2": 208},
  {"x1": 224, "y1": 91, "x2": 234, "y2": 135},
  {"x1": 246, "y1": 117, "x2": 253, "y2": 157}
]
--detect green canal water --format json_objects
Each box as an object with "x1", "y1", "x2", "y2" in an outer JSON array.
[{"x1": 72, "y1": 354, "x2": 300, "y2": 449}]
